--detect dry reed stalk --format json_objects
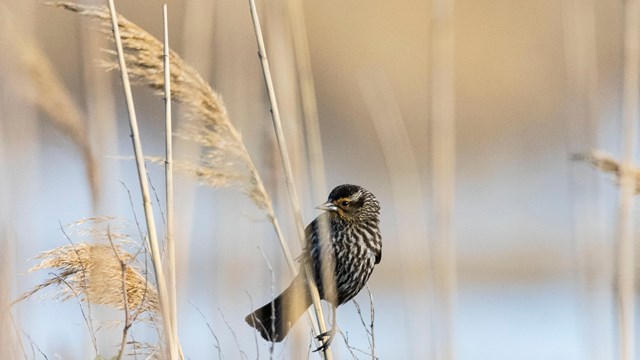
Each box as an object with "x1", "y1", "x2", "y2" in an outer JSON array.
[
  {"x1": 172, "y1": 10, "x2": 213, "y2": 350},
  {"x1": 285, "y1": 0, "x2": 327, "y2": 202},
  {"x1": 52, "y1": 0, "x2": 300, "y2": 273},
  {"x1": 0, "y1": 8, "x2": 99, "y2": 205},
  {"x1": 359, "y1": 70, "x2": 429, "y2": 358},
  {"x1": 172, "y1": 0, "x2": 216, "y2": 330},
  {"x1": 336, "y1": 286, "x2": 377, "y2": 360},
  {"x1": 190, "y1": 302, "x2": 224, "y2": 359},
  {"x1": 79, "y1": 4, "x2": 118, "y2": 214},
  {"x1": 49, "y1": 1, "x2": 269, "y2": 205},
  {"x1": 107, "y1": 230, "x2": 133, "y2": 360},
  {"x1": 1, "y1": 237, "x2": 27, "y2": 360},
  {"x1": 257, "y1": 247, "x2": 277, "y2": 358},
  {"x1": 616, "y1": 1, "x2": 640, "y2": 359},
  {"x1": 562, "y1": 0, "x2": 599, "y2": 145},
  {"x1": 248, "y1": 0, "x2": 331, "y2": 357},
  {"x1": 0, "y1": 246, "x2": 9, "y2": 360},
  {"x1": 162, "y1": 5, "x2": 178, "y2": 356},
  {"x1": 50, "y1": 1, "x2": 330, "y2": 353},
  {"x1": 430, "y1": 0, "x2": 457, "y2": 358},
  {"x1": 345, "y1": 286, "x2": 377, "y2": 359},
  {"x1": 561, "y1": 1, "x2": 607, "y2": 356},
  {"x1": 103, "y1": 0, "x2": 177, "y2": 357},
  {"x1": 49, "y1": 3, "x2": 288, "y2": 250},
  {"x1": 281, "y1": 11, "x2": 338, "y2": 351}
]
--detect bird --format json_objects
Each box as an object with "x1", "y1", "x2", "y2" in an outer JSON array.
[{"x1": 245, "y1": 184, "x2": 381, "y2": 352}]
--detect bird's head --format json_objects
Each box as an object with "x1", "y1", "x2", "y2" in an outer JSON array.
[{"x1": 316, "y1": 184, "x2": 380, "y2": 222}]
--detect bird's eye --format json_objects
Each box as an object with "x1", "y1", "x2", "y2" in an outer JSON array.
[{"x1": 341, "y1": 200, "x2": 349, "y2": 207}]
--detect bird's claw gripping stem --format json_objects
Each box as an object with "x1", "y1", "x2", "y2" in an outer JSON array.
[{"x1": 313, "y1": 327, "x2": 336, "y2": 353}]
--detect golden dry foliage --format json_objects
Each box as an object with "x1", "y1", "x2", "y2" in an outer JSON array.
[
  {"x1": 51, "y1": 1, "x2": 271, "y2": 211},
  {"x1": 14, "y1": 218, "x2": 162, "y2": 357},
  {"x1": 0, "y1": 8, "x2": 99, "y2": 204},
  {"x1": 18, "y1": 240, "x2": 159, "y2": 316},
  {"x1": 576, "y1": 150, "x2": 640, "y2": 192}
]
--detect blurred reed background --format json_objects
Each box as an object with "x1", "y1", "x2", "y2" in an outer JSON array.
[{"x1": 0, "y1": 0, "x2": 636, "y2": 359}]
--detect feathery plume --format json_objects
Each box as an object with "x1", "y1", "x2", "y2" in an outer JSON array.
[
  {"x1": 16, "y1": 219, "x2": 159, "y2": 317},
  {"x1": 573, "y1": 150, "x2": 640, "y2": 193},
  {"x1": 0, "y1": 7, "x2": 99, "y2": 204},
  {"x1": 50, "y1": 1, "x2": 272, "y2": 211}
]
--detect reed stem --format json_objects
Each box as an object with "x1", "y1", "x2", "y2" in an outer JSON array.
[
  {"x1": 617, "y1": 1, "x2": 639, "y2": 359},
  {"x1": 247, "y1": 1, "x2": 332, "y2": 357},
  {"x1": 163, "y1": 4, "x2": 180, "y2": 358},
  {"x1": 106, "y1": 1, "x2": 178, "y2": 358}
]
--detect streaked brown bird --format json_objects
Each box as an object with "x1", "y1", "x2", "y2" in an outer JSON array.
[{"x1": 245, "y1": 184, "x2": 381, "y2": 351}]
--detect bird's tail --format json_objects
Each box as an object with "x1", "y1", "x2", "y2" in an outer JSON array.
[{"x1": 245, "y1": 275, "x2": 312, "y2": 342}]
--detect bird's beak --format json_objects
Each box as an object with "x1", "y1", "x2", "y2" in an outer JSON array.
[{"x1": 316, "y1": 201, "x2": 338, "y2": 212}]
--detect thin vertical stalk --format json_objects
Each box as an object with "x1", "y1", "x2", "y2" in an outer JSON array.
[
  {"x1": 285, "y1": 0, "x2": 327, "y2": 200},
  {"x1": 79, "y1": 4, "x2": 117, "y2": 215},
  {"x1": 561, "y1": 1, "x2": 609, "y2": 359},
  {"x1": 248, "y1": 1, "x2": 332, "y2": 358},
  {"x1": 106, "y1": 1, "x2": 177, "y2": 358},
  {"x1": 617, "y1": 1, "x2": 639, "y2": 359},
  {"x1": 163, "y1": 4, "x2": 179, "y2": 358},
  {"x1": 430, "y1": 0, "x2": 457, "y2": 359},
  {"x1": 173, "y1": 0, "x2": 216, "y2": 316},
  {"x1": 359, "y1": 71, "x2": 432, "y2": 358}
]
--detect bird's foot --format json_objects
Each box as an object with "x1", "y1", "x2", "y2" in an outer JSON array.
[{"x1": 313, "y1": 327, "x2": 336, "y2": 353}]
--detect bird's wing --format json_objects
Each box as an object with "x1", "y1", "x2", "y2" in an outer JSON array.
[
  {"x1": 298, "y1": 213, "x2": 332, "y2": 265},
  {"x1": 295, "y1": 217, "x2": 318, "y2": 265}
]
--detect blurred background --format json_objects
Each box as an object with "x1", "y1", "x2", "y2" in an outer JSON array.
[{"x1": 0, "y1": 0, "x2": 633, "y2": 359}]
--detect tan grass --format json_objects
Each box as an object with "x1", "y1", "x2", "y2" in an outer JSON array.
[
  {"x1": 1, "y1": 8, "x2": 99, "y2": 204},
  {"x1": 50, "y1": 0, "x2": 296, "y2": 272},
  {"x1": 430, "y1": 0, "x2": 457, "y2": 357},
  {"x1": 18, "y1": 241, "x2": 159, "y2": 315},
  {"x1": 17, "y1": 218, "x2": 159, "y2": 318},
  {"x1": 102, "y1": 0, "x2": 177, "y2": 356},
  {"x1": 50, "y1": 1, "x2": 271, "y2": 212},
  {"x1": 49, "y1": 2, "x2": 330, "y2": 354},
  {"x1": 16, "y1": 223, "x2": 162, "y2": 359}
]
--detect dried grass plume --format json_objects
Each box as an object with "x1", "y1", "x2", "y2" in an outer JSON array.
[
  {"x1": 17, "y1": 221, "x2": 159, "y2": 316},
  {"x1": 0, "y1": 7, "x2": 100, "y2": 204},
  {"x1": 51, "y1": 1, "x2": 271, "y2": 212},
  {"x1": 574, "y1": 149, "x2": 640, "y2": 192}
]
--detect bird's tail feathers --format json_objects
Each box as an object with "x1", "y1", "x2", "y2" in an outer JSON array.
[{"x1": 245, "y1": 275, "x2": 312, "y2": 342}]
